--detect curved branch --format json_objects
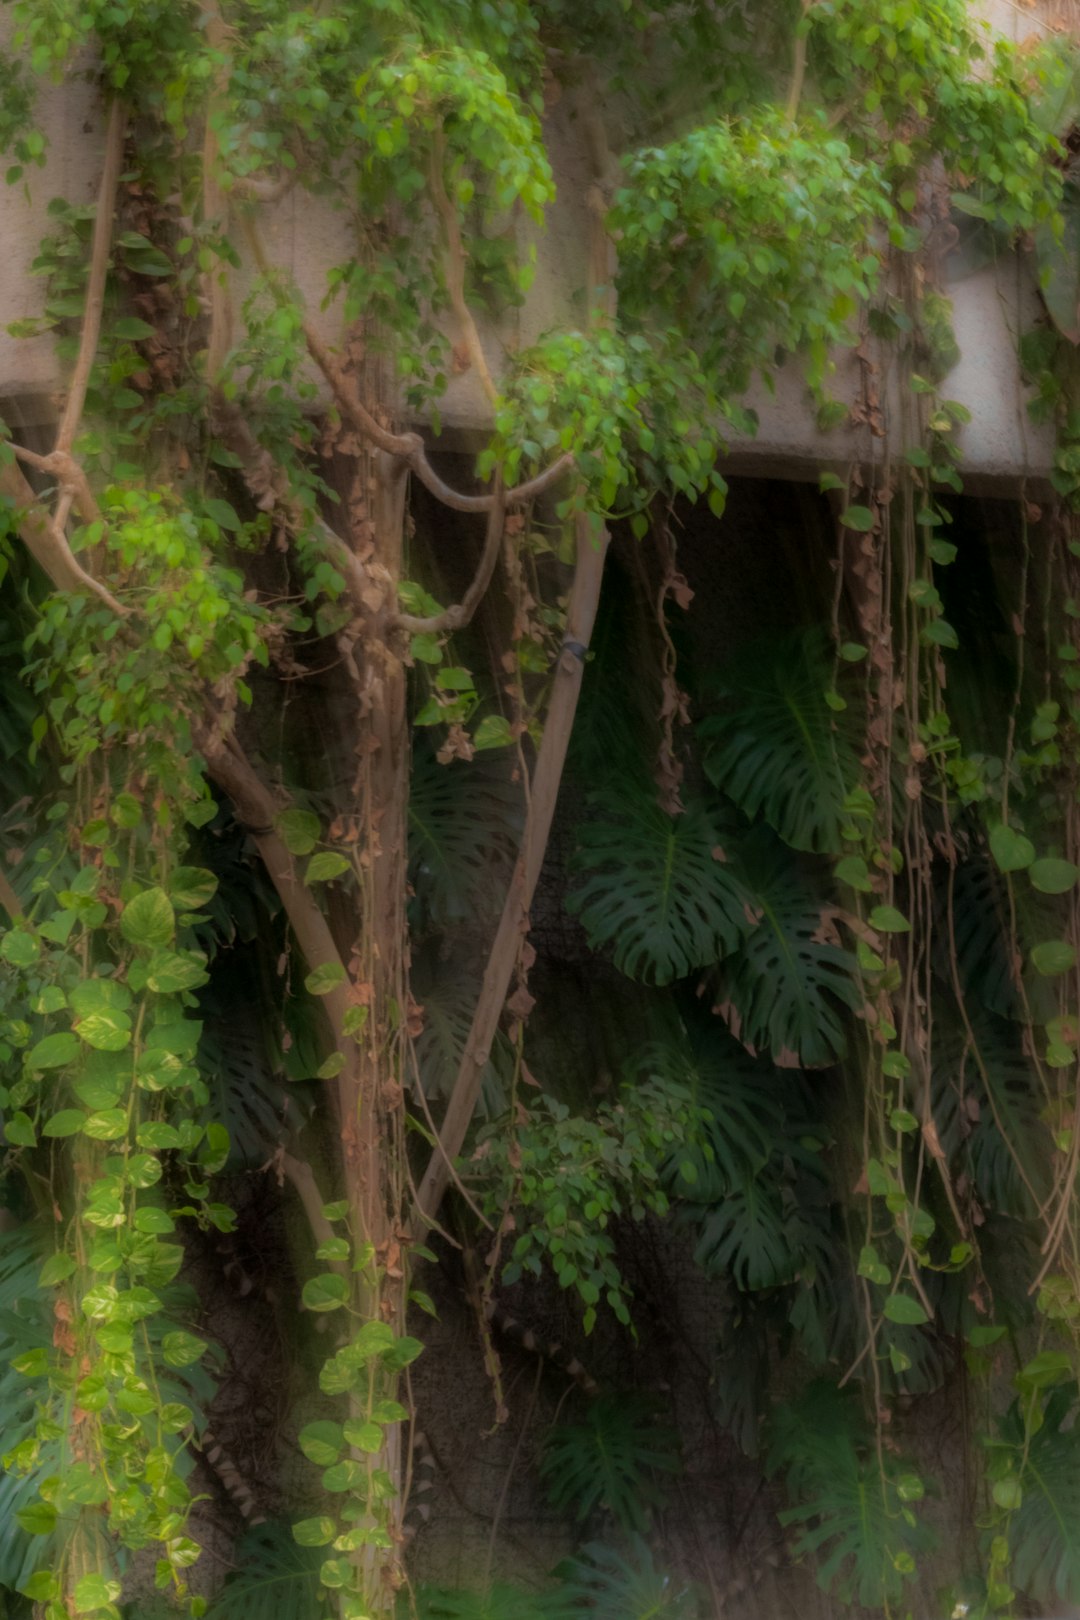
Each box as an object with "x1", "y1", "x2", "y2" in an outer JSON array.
[
  {"x1": 430, "y1": 125, "x2": 498, "y2": 408},
  {"x1": 0, "y1": 460, "x2": 126, "y2": 614},
  {"x1": 240, "y1": 213, "x2": 573, "y2": 511},
  {"x1": 392, "y1": 479, "x2": 506, "y2": 634},
  {"x1": 55, "y1": 98, "x2": 125, "y2": 455}
]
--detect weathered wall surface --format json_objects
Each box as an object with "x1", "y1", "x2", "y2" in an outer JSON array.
[{"x1": 0, "y1": 4, "x2": 1067, "y2": 481}]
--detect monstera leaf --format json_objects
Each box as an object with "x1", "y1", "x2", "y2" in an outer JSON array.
[
  {"x1": 769, "y1": 1382, "x2": 932, "y2": 1609},
  {"x1": 408, "y1": 742, "x2": 521, "y2": 929},
  {"x1": 715, "y1": 831, "x2": 859, "y2": 1067},
  {"x1": 205, "y1": 1522, "x2": 327, "y2": 1620},
  {"x1": 552, "y1": 1539, "x2": 700, "y2": 1620},
  {"x1": 410, "y1": 1588, "x2": 562, "y2": 1620},
  {"x1": 632, "y1": 1022, "x2": 781, "y2": 1198},
  {"x1": 411, "y1": 953, "x2": 514, "y2": 1120},
  {"x1": 701, "y1": 628, "x2": 860, "y2": 855},
  {"x1": 1003, "y1": 1386, "x2": 1080, "y2": 1605},
  {"x1": 539, "y1": 1395, "x2": 681, "y2": 1533},
  {"x1": 693, "y1": 1173, "x2": 807, "y2": 1291},
  {"x1": 567, "y1": 785, "x2": 749, "y2": 985}
]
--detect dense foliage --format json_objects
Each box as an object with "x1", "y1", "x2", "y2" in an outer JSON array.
[{"x1": 1, "y1": 1, "x2": 1080, "y2": 1618}]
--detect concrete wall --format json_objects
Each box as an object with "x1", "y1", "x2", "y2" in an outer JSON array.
[{"x1": 0, "y1": 3, "x2": 1070, "y2": 483}]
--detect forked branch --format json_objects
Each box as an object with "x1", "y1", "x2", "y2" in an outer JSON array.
[{"x1": 239, "y1": 214, "x2": 572, "y2": 512}]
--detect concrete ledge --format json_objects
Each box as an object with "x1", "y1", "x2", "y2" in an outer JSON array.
[{"x1": 0, "y1": 5, "x2": 1066, "y2": 485}]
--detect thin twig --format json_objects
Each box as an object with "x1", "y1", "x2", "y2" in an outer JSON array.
[
  {"x1": 393, "y1": 479, "x2": 506, "y2": 633},
  {"x1": 55, "y1": 98, "x2": 125, "y2": 455}
]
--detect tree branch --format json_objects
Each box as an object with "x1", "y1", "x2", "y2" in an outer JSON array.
[
  {"x1": 0, "y1": 866, "x2": 24, "y2": 922},
  {"x1": 0, "y1": 459, "x2": 126, "y2": 614},
  {"x1": 392, "y1": 479, "x2": 506, "y2": 634},
  {"x1": 786, "y1": 0, "x2": 813, "y2": 123},
  {"x1": 201, "y1": 1, "x2": 234, "y2": 387},
  {"x1": 279, "y1": 1151, "x2": 341, "y2": 1260},
  {"x1": 55, "y1": 98, "x2": 125, "y2": 456},
  {"x1": 412, "y1": 512, "x2": 609, "y2": 1227},
  {"x1": 239, "y1": 212, "x2": 572, "y2": 512},
  {"x1": 196, "y1": 730, "x2": 355, "y2": 1052},
  {"x1": 430, "y1": 125, "x2": 498, "y2": 409}
]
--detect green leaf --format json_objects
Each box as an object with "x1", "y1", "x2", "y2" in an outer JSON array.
[
  {"x1": 1029, "y1": 858, "x2": 1080, "y2": 895},
  {"x1": 1, "y1": 928, "x2": 40, "y2": 966},
  {"x1": 473, "y1": 714, "x2": 515, "y2": 750},
  {"x1": 305, "y1": 962, "x2": 346, "y2": 997},
  {"x1": 145, "y1": 949, "x2": 209, "y2": 993},
  {"x1": 74, "y1": 1007, "x2": 132, "y2": 1050},
  {"x1": 993, "y1": 1477, "x2": 1023, "y2": 1511},
  {"x1": 883, "y1": 1293, "x2": 929, "y2": 1326},
  {"x1": 701, "y1": 630, "x2": 860, "y2": 855},
  {"x1": 717, "y1": 832, "x2": 860, "y2": 1067},
  {"x1": 43, "y1": 1109, "x2": 86, "y2": 1137},
  {"x1": 305, "y1": 852, "x2": 350, "y2": 882},
  {"x1": 839, "y1": 505, "x2": 875, "y2": 532},
  {"x1": 990, "y1": 824, "x2": 1035, "y2": 873},
  {"x1": 277, "y1": 809, "x2": 321, "y2": 854},
  {"x1": 5, "y1": 1112, "x2": 36, "y2": 1146},
  {"x1": 69, "y1": 978, "x2": 132, "y2": 1017},
  {"x1": 922, "y1": 617, "x2": 959, "y2": 649},
  {"x1": 1016, "y1": 1350, "x2": 1073, "y2": 1391},
  {"x1": 342, "y1": 1418, "x2": 383, "y2": 1453},
  {"x1": 82, "y1": 1109, "x2": 129, "y2": 1141},
  {"x1": 869, "y1": 905, "x2": 910, "y2": 933},
  {"x1": 540, "y1": 1396, "x2": 680, "y2": 1535},
  {"x1": 73, "y1": 1574, "x2": 120, "y2": 1613},
  {"x1": 167, "y1": 867, "x2": 219, "y2": 909},
  {"x1": 111, "y1": 316, "x2": 156, "y2": 340},
  {"x1": 302, "y1": 1273, "x2": 349, "y2": 1312},
  {"x1": 299, "y1": 1421, "x2": 345, "y2": 1466},
  {"x1": 16, "y1": 1500, "x2": 57, "y2": 1535},
  {"x1": 293, "y1": 1517, "x2": 337, "y2": 1547},
  {"x1": 204, "y1": 497, "x2": 240, "y2": 531},
  {"x1": 38, "y1": 1251, "x2": 76, "y2": 1284},
  {"x1": 162, "y1": 1330, "x2": 208, "y2": 1367},
  {"x1": 1031, "y1": 940, "x2": 1078, "y2": 977},
  {"x1": 857, "y1": 1244, "x2": 891, "y2": 1285},
  {"x1": 27, "y1": 1031, "x2": 79, "y2": 1069},
  {"x1": 834, "y1": 856, "x2": 871, "y2": 892},
  {"x1": 568, "y1": 785, "x2": 750, "y2": 985},
  {"x1": 119, "y1": 887, "x2": 175, "y2": 948}
]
